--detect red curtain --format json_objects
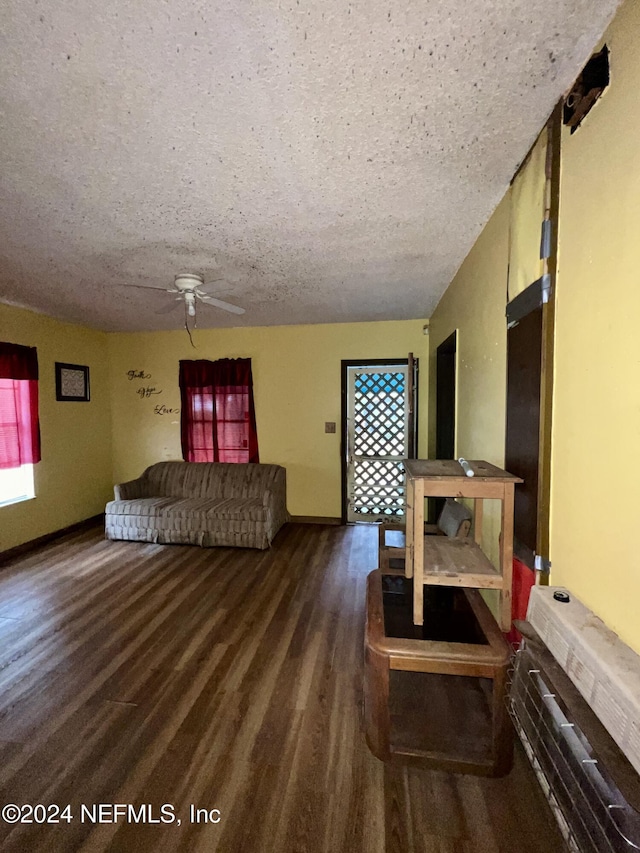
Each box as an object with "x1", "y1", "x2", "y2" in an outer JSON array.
[
  {"x1": 0, "y1": 342, "x2": 41, "y2": 469},
  {"x1": 179, "y1": 358, "x2": 259, "y2": 464}
]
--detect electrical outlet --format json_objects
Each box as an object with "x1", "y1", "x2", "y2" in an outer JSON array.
[{"x1": 325, "y1": 422, "x2": 336, "y2": 434}]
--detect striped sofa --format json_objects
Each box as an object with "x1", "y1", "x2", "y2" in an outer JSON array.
[{"x1": 105, "y1": 461, "x2": 289, "y2": 550}]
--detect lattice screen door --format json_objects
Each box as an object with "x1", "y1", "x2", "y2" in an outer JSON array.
[{"x1": 345, "y1": 365, "x2": 411, "y2": 523}]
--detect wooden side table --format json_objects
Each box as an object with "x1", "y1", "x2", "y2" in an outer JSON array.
[{"x1": 404, "y1": 459, "x2": 523, "y2": 631}]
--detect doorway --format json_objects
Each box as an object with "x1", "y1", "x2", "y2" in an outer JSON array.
[
  {"x1": 435, "y1": 331, "x2": 457, "y2": 460},
  {"x1": 432, "y1": 331, "x2": 457, "y2": 521},
  {"x1": 342, "y1": 359, "x2": 418, "y2": 523},
  {"x1": 505, "y1": 306, "x2": 543, "y2": 559}
]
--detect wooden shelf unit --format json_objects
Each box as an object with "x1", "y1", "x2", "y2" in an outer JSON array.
[
  {"x1": 421, "y1": 536, "x2": 502, "y2": 588},
  {"x1": 378, "y1": 524, "x2": 406, "y2": 573},
  {"x1": 404, "y1": 459, "x2": 522, "y2": 631}
]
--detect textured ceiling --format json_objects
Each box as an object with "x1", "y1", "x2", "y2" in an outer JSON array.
[{"x1": 0, "y1": 0, "x2": 621, "y2": 332}]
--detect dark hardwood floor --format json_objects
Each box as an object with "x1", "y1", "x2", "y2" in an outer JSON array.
[{"x1": 0, "y1": 522, "x2": 564, "y2": 852}]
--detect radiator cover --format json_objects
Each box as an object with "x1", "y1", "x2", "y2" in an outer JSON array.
[
  {"x1": 510, "y1": 602, "x2": 640, "y2": 852},
  {"x1": 527, "y1": 586, "x2": 640, "y2": 779}
]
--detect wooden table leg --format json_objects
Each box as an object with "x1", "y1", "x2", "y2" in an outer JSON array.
[
  {"x1": 500, "y1": 485, "x2": 514, "y2": 632},
  {"x1": 413, "y1": 478, "x2": 425, "y2": 625},
  {"x1": 364, "y1": 572, "x2": 392, "y2": 761},
  {"x1": 405, "y1": 476, "x2": 414, "y2": 579},
  {"x1": 474, "y1": 498, "x2": 484, "y2": 549},
  {"x1": 491, "y1": 664, "x2": 513, "y2": 775},
  {"x1": 364, "y1": 643, "x2": 391, "y2": 761}
]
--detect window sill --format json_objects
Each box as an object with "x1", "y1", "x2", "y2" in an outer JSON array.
[{"x1": 0, "y1": 494, "x2": 36, "y2": 509}]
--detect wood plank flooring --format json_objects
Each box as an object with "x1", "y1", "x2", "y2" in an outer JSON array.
[{"x1": 0, "y1": 522, "x2": 565, "y2": 852}]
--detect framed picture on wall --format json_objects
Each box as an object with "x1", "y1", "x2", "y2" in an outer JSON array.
[{"x1": 55, "y1": 362, "x2": 90, "y2": 402}]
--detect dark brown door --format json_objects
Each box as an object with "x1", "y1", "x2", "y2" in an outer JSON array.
[
  {"x1": 435, "y1": 332, "x2": 456, "y2": 460},
  {"x1": 505, "y1": 307, "x2": 543, "y2": 560},
  {"x1": 433, "y1": 332, "x2": 457, "y2": 521}
]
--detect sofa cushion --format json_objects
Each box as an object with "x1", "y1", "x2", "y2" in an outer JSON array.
[
  {"x1": 106, "y1": 496, "x2": 268, "y2": 523},
  {"x1": 141, "y1": 461, "x2": 284, "y2": 500},
  {"x1": 143, "y1": 463, "x2": 193, "y2": 497},
  {"x1": 106, "y1": 497, "x2": 178, "y2": 515},
  {"x1": 193, "y1": 496, "x2": 267, "y2": 521}
]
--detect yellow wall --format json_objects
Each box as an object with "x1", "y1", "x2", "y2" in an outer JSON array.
[
  {"x1": 107, "y1": 320, "x2": 429, "y2": 518},
  {"x1": 428, "y1": 194, "x2": 511, "y2": 568},
  {"x1": 509, "y1": 129, "x2": 548, "y2": 300},
  {"x1": 426, "y1": 0, "x2": 640, "y2": 652},
  {"x1": 551, "y1": 0, "x2": 640, "y2": 650},
  {"x1": 0, "y1": 303, "x2": 113, "y2": 551}
]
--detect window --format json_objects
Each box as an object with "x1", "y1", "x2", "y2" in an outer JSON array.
[
  {"x1": 0, "y1": 342, "x2": 41, "y2": 506},
  {"x1": 189, "y1": 386, "x2": 216, "y2": 462},
  {"x1": 179, "y1": 358, "x2": 259, "y2": 464},
  {"x1": 0, "y1": 463, "x2": 34, "y2": 507}
]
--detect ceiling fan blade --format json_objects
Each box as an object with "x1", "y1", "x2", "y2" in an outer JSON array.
[
  {"x1": 121, "y1": 283, "x2": 170, "y2": 292},
  {"x1": 198, "y1": 295, "x2": 245, "y2": 315},
  {"x1": 198, "y1": 277, "x2": 226, "y2": 286},
  {"x1": 155, "y1": 300, "x2": 182, "y2": 314},
  {"x1": 195, "y1": 278, "x2": 226, "y2": 294}
]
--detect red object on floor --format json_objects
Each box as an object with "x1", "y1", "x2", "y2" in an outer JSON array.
[{"x1": 506, "y1": 557, "x2": 536, "y2": 647}]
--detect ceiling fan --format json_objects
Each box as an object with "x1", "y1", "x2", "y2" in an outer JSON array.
[
  {"x1": 124, "y1": 273, "x2": 245, "y2": 345},
  {"x1": 126, "y1": 273, "x2": 245, "y2": 318}
]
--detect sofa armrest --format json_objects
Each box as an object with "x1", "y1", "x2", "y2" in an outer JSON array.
[
  {"x1": 262, "y1": 467, "x2": 284, "y2": 501},
  {"x1": 263, "y1": 466, "x2": 290, "y2": 522},
  {"x1": 114, "y1": 477, "x2": 147, "y2": 500}
]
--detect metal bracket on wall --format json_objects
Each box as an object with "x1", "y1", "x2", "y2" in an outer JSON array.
[
  {"x1": 540, "y1": 219, "x2": 552, "y2": 260},
  {"x1": 506, "y1": 274, "x2": 553, "y2": 328},
  {"x1": 534, "y1": 554, "x2": 552, "y2": 574}
]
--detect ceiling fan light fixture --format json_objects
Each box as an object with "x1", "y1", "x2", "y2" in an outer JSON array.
[
  {"x1": 184, "y1": 292, "x2": 197, "y2": 316},
  {"x1": 174, "y1": 272, "x2": 204, "y2": 292}
]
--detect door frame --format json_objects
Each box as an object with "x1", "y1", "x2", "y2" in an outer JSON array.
[{"x1": 340, "y1": 359, "x2": 418, "y2": 524}]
